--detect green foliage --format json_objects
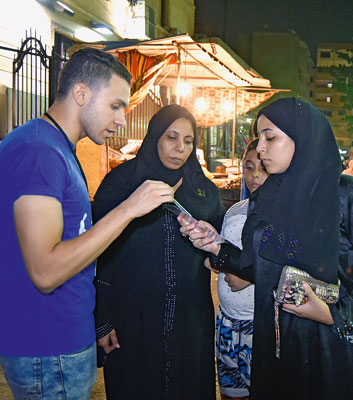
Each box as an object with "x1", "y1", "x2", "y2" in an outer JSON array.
[{"x1": 332, "y1": 52, "x2": 353, "y2": 133}]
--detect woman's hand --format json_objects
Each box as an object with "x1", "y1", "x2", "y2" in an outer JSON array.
[
  {"x1": 97, "y1": 328, "x2": 120, "y2": 353},
  {"x1": 177, "y1": 216, "x2": 221, "y2": 255},
  {"x1": 224, "y1": 273, "x2": 251, "y2": 292},
  {"x1": 282, "y1": 282, "x2": 334, "y2": 325}
]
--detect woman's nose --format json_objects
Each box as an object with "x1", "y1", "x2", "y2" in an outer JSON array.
[
  {"x1": 256, "y1": 140, "x2": 265, "y2": 153},
  {"x1": 176, "y1": 140, "x2": 185, "y2": 152}
]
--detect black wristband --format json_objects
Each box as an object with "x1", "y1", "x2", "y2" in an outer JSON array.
[{"x1": 209, "y1": 252, "x2": 219, "y2": 267}]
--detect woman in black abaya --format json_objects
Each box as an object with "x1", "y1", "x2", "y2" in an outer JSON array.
[
  {"x1": 93, "y1": 104, "x2": 225, "y2": 400},
  {"x1": 181, "y1": 98, "x2": 353, "y2": 400}
]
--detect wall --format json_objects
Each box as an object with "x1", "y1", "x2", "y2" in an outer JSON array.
[
  {"x1": 312, "y1": 43, "x2": 353, "y2": 150},
  {"x1": 0, "y1": 0, "x2": 52, "y2": 90},
  {"x1": 162, "y1": 0, "x2": 195, "y2": 36},
  {"x1": 76, "y1": 138, "x2": 109, "y2": 201}
]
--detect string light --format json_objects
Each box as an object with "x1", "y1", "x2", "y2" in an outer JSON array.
[{"x1": 195, "y1": 97, "x2": 208, "y2": 113}]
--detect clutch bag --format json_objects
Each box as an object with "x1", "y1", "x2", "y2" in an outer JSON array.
[{"x1": 273, "y1": 265, "x2": 340, "y2": 358}]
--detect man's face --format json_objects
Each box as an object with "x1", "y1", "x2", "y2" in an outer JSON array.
[{"x1": 80, "y1": 74, "x2": 130, "y2": 145}]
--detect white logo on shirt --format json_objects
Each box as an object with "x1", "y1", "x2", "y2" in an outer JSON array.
[{"x1": 79, "y1": 213, "x2": 87, "y2": 235}]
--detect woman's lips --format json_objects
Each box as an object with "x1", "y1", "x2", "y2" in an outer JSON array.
[{"x1": 169, "y1": 157, "x2": 183, "y2": 164}]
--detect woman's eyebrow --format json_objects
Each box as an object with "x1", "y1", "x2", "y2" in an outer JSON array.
[
  {"x1": 259, "y1": 127, "x2": 274, "y2": 134},
  {"x1": 167, "y1": 129, "x2": 194, "y2": 138}
]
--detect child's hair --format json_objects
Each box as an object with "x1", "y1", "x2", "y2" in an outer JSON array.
[{"x1": 243, "y1": 138, "x2": 259, "y2": 161}]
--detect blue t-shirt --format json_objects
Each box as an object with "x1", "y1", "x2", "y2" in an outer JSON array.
[{"x1": 0, "y1": 119, "x2": 95, "y2": 356}]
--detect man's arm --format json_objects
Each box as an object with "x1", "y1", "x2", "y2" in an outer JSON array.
[{"x1": 14, "y1": 180, "x2": 176, "y2": 293}]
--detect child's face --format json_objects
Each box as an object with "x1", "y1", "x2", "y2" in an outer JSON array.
[{"x1": 244, "y1": 149, "x2": 268, "y2": 193}]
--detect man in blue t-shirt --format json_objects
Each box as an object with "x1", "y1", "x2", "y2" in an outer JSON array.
[{"x1": 0, "y1": 48, "x2": 179, "y2": 399}]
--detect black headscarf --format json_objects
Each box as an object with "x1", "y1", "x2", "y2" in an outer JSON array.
[
  {"x1": 241, "y1": 98, "x2": 341, "y2": 283},
  {"x1": 95, "y1": 104, "x2": 214, "y2": 220}
]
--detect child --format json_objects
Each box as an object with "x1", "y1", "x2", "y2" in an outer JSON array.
[{"x1": 216, "y1": 139, "x2": 268, "y2": 399}]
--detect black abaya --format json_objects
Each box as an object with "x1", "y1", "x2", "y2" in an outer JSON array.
[
  {"x1": 212, "y1": 98, "x2": 353, "y2": 399},
  {"x1": 93, "y1": 105, "x2": 225, "y2": 400}
]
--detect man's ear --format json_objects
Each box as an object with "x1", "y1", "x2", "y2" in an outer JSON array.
[{"x1": 72, "y1": 83, "x2": 90, "y2": 106}]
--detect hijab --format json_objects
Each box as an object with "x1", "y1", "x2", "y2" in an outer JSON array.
[
  {"x1": 93, "y1": 103, "x2": 223, "y2": 224},
  {"x1": 241, "y1": 98, "x2": 341, "y2": 283}
]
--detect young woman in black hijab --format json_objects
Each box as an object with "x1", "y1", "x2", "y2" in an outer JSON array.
[
  {"x1": 93, "y1": 104, "x2": 225, "y2": 400},
  {"x1": 181, "y1": 98, "x2": 353, "y2": 400}
]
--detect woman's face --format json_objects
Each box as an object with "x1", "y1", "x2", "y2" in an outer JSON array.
[
  {"x1": 157, "y1": 117, "x2": 194, "y2": 169},
  {"x1": 256, "y1": 114, "x2": 295, "y2": 174},
  {"x1": 243, "y1": 149, "x2": 269, "y2": 193}
]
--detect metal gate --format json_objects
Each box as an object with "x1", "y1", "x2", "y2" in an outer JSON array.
[
  {"x1": 12, "y1": 31, "x2": 50, "y2": 128},
  {"x1": 0, "y1": 30, "x2": 65, "y2": 130}
]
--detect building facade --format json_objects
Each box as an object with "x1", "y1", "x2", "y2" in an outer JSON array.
[{"x1": 311, "y1": 42, "x2": 353, "y2": 155}]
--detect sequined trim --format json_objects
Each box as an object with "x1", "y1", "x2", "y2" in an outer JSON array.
[
  {"x1": 333, "y1": 324, "x2": 353, "y2": 344},
  {"x1": 259, "y1": 224, "x2": 274, "y2": 249},
  {"x1": 163, "y1": 209, "x2": 177, "y2": 395},
  {"x1": 95, "y1": 279, "x2": 111, "y2": 287},
  {"x1": 260, "y1": 224, "x2": 299, "y2": 262},
  {"x1": 96, "y1": 321, "x2": 114, "y2": 339}
]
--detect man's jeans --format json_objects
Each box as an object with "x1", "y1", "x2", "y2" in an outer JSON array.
[{"x1": 0, "y1": 341, "x2": 97, "y2": 399}]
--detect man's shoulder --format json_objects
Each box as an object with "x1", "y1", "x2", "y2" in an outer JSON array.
[{"x1": 2, "y1": 119, "x2": 65, "y2": 151}]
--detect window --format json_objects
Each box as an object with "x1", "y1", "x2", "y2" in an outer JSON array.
[
  {"x1": 316, "y1": 80, "x2": 333, "y2": 88},
  {"x1": 309, "y1": 91, "x2": 313, "y2": 97},
  {"x1": 339, "y1": 109, "x2": 345, "y2": 116},
  {"x1": 326, "y1": 96, "x2": 332, "y2": 102},
  {"x1": 320, "y1": 51, "x2": 331, "y2": 58},
  {"x1": 319, "y1": 109, "x2": 332, "y2": 117}
]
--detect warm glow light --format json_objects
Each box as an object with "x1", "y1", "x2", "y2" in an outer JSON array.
[
  {"x1": 223, "y1": 100, "x2": 234, "y2": 113},
  {"x1": 115, "y1": 0, "x2": 149, "y2": 39},
  {"x1": 179, "y1": 81, "x2": 192, "y2": 97},
  {"x1": 195, "y1": 97, "x2": 208, "y2": 113}
]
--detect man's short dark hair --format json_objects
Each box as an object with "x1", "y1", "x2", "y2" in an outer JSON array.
[{"x1": 56, "y1": 47, "x2": 132, "y2": 100}]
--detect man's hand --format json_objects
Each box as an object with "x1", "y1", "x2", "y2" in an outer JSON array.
[
  {"x1": 123, "y1": 178, "x2": 182, "y2": 219},
  {"x1": 282, "y1": 282, "x2": 334, "y2": 325},
  {"x1": 14, "y1": 179, "x2": 182, "y2": 294},
  {"x1": 97, "y1": 329, "x2": 120, "y2": 353}
]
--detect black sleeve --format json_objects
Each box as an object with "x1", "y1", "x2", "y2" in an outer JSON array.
[
  {"x1": 94, "y1": 243, "x2": 117, "y2": 339},
  {"x1": 329, "y1": 284, "x2": 353, "y2": 344},
  {"x1": 211, "y1": 242, "x2": 255, "y2": 283},
  {"x1": 92, "y1": 169, "x2": 126, "y2": 339}
]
